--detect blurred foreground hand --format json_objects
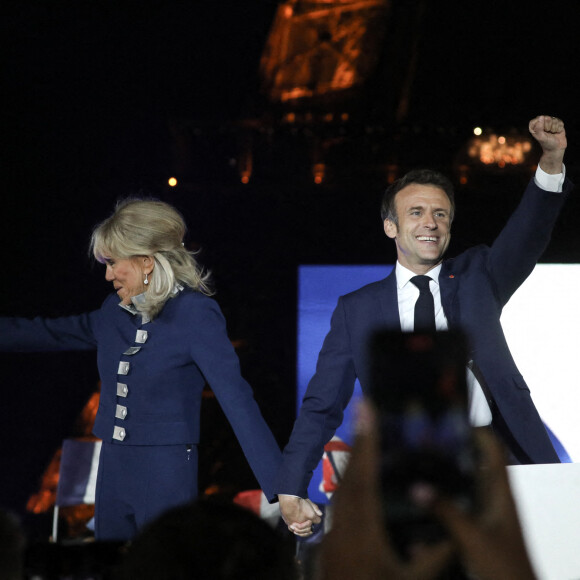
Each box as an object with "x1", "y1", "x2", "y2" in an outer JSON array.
[{"x1": 318, "y1": 399, "x2": 537, "y2": 580}]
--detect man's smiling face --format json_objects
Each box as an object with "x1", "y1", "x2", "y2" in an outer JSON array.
[{"x1": 383, "y1": 183, "x2": 452, "y2": 274}]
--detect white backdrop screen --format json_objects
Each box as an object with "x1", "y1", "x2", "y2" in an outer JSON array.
[{"x1": 296, "y1": 264, "x2": 579, "y2": 504}]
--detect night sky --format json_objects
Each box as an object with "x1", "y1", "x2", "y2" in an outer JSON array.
[{"x1": 2, "y1": 0, "x2": 579, "y2": 533}]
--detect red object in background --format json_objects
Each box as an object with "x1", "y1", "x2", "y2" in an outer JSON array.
[{"x1": 320, "y1": 436, "x2": 352, "y2": 496}]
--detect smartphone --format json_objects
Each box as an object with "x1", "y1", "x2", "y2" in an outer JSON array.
[{"x1": 368, "y1": 330, "x2": 479, "y2": 559}]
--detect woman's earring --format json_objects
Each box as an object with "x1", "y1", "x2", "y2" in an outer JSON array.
[{"x1": 144, "y1": 273, "x2": 149, "y2": 285}]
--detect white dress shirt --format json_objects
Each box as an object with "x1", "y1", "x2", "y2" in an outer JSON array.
[{"x1": 395, "y1": 261, "x2": 493, "y2": 426}]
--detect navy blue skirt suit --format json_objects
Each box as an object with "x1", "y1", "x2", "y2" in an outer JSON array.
[{"x1": 1, "y1": 288, "x2": 282, "y2": 540}]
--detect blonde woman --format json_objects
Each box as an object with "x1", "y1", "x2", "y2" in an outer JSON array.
[{"x1": 0, "y1": 199, "x2": 282, "y2": 541}]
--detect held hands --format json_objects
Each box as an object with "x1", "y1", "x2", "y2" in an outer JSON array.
[
  {"x1": 278, "y1": 494, "x2": 322, "y2": 537},
  {"x1": 529, "y1": 115, "x2": 566, "y2": 174}
]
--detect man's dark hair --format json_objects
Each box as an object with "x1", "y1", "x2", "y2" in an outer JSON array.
[{"x1": 380, "y1": 169, "x2": 455, "y2": 226}]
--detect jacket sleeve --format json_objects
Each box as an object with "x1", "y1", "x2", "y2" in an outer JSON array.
[
  {"x1": 487, "y1": 177, "x2": 573, "y2": 306},
  {"x1": 275, "y1": 297, "x2": 357, "y2": 498},
  {"x1": 185, "y1": 298, "x2": 282, "y2": 502},
  {"x1": 0, "y1": 311, "x2": 100, "y2": 352}
]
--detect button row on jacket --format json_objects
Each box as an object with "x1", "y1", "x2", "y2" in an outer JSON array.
[{"x1": 112, "y1": 329, "x2": 150, "y2": 442}]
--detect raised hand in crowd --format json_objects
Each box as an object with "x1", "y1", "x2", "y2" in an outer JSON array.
[{"x1": 318, "y1": 399, "x2": 537, "y2": 580}]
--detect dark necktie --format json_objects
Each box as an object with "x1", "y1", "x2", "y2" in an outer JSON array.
[{"x1": 411, "y1": 275, "x2": 436, "y2": 331}]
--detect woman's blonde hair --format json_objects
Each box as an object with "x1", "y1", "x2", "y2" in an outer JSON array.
[{"x1": 90, "y1": 198, "x2": 213, "y2": 319}]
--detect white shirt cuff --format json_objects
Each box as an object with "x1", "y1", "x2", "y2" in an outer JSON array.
[{"x1": 535, "y1": 163, "x2": 566, "y2": 192}]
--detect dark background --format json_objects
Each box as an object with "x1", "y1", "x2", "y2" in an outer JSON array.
[{"x1": 2, "y1": 0, "x2": 579, "y2": 537}]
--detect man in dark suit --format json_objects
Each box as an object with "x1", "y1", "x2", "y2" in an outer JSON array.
[{"x1": 277, "y1": 115, "x2": 571, "y2": 535}]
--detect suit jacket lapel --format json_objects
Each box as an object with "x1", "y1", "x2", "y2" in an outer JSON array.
[
  {"x1": 377, "y1": 269, "x2": 401, "y2": 331},
  {"x1": 439, "y1": 260, "x2": 458, "y2": 327}
]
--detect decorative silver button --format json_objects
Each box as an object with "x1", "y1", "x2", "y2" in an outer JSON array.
[
  {"x1": 118, "y1": 361, "x2": 130, "y2": 375},
  {"x1": 115, "y1": 405, "x2": 127, "y2": 419},
  {"x1": 113, "y1": 426, "x2": 126, "y2": 441},
  {"x1": 123, "y1": 346, "x2": 141, "y2": 356},
  {"x1": 116, "y1": 383, "x2": 129, "y2": 397},
  {"x1": 136, "y1": 330, "x2": 148, "y2": 344},
  {"x1": 115, "y1": 404, "x2": 128, "y2": 419}
]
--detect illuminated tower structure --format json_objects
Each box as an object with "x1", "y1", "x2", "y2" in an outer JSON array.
[{"x1": 256, "y1": 0, "x2": 426, "y2": 186}]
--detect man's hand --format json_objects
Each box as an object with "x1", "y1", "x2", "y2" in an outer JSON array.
[
  {"x1": 278, "y1": 494, "x2": 322, "y2": 537},
  {"x1": 529, "y1": 115, "x2": 566, "y2": 174}
]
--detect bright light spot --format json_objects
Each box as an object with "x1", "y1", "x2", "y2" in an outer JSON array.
[
  {"x1": 473, "y1": 127, "x2": 482, "y2": 136},
  {"x1": 168, "y1": 177, "x2": 178, "y2": 187},
  {"x1": 313, "y1": 162, "x2": 325, "y2": 184},
  {"x1": 241, "y1": 175, "x2": 250, "y2": 184},
  {"x1": 468, "y1": 134, "x2": 533, "y2": 166}
]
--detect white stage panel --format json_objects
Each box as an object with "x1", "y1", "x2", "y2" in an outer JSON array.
[{"x1": 508, "y1": 463, "x2": 580, "y2": 580}]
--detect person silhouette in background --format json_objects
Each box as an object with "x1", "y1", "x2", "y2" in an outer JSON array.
[
  {"x1": 318, "y1": 399, "x2": 538, "y2": 580},
  {"x1": 115, "y1": 499, "x2": 298, "y2": 580}
]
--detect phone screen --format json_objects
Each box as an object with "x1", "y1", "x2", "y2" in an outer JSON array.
[{"x1": 368, "y1": 330, "x2": 478, "y2": 558}]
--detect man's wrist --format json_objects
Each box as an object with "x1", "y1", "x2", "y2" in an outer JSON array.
[
  {"x1": 538, "y1": 152, "x2": 565, "y2": 175},
  {"x1": 535, "y1": 162, "x2": 566, "y2": 192},
  {"x1": 278, "y1": 494, "x2": 302, "y2": 501}
]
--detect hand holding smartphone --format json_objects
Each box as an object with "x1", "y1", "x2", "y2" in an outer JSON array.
[{"x1": 368, "y1": 330, "x2": 479, "y2": 560}]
